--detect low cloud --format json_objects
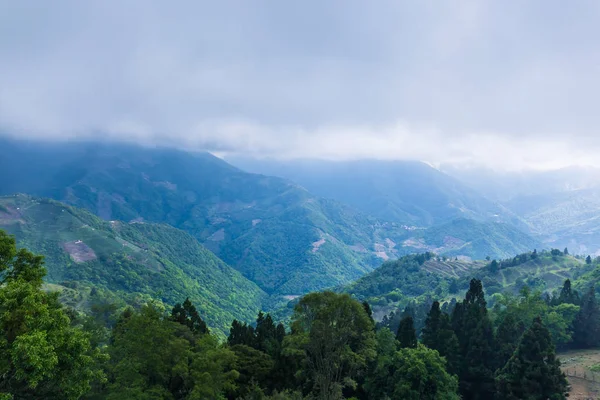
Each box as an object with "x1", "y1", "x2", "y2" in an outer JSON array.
[{"x1": 1, "y1": 0, "x2": 600, "y2": 170}]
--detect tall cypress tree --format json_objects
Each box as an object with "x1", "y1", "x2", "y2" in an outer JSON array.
[
  {"x1": 452, "y1": 279, "x2": 496, "y2": 400},
  {"x1": 396, "y1": 316, "x2": 417, "y2": 348},
  {"x1": 557, "y1": 279, "x2": 579, "y2": 305},
  {"x1": 421, "y1": 301, "x2": 460, "y2": 374},
  {"x1": 496, "y1": 317, "x2": 568, "y2": 400},
  {"x1": 170, "y1": 297, "x2": 209, "y2": 335},
  {"x1": 495, "y1": 313, "x2": 525, "y2": 371},
  {"x1": 572, "y1": 287, "x2": 600, "y2": 349}
]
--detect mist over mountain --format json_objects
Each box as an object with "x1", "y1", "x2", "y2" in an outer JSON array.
[
  {"x1": 227, "y1": 157, "x2": 523, "y2": 228},
  {"x1": 443, "y1": 165, "x2": 600, "y2": 255}
]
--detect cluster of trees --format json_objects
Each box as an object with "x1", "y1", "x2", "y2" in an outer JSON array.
[{"x1": 0, "y1": 230, "x2": 587, "y2": 399}]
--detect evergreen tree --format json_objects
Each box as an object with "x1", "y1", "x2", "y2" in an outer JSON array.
[
  {"x1": 363, "y1": 301, "x2": 374, "y2": 324},
  {"x1": 496, "y1": 317, "x2": 568, "y2": 400},
  {"x1": 586, "y1": 255, "x2": 593, "y2": 264},
  {"x1": 396, "y1": 315, "x2": 418, "y2": 348},
  {"x1": 556, "y1": 279, "x2": 579, "y2": 305},
  {"x1": 495, "y1": 313, "x2": 525, "y2": 371},
  {"x1": 564, "y1": 247, "x2": 569, "y2": 256},
  {"x1": 256, "y1": 312, "x2": 278, "y2": 353},
  {"x1": 572, "y1": 287, "x2": 600, "y2": 349},
  {"x1": 228, "y1": 319, "x2": 256, "y2": 347},
  {"x1": 170, "y1": 297, "x2": 209, "y2": 335},
  {"x1": 421, "y1": 301, "x2": 460, "y2": 373},
  {"x1": 452, "y1": 279, "x2": 496, "y2": 400},
  {"x1": 489, "y1": 259, "x2": 499, "y2": 274}
]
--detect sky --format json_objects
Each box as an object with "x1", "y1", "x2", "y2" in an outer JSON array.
[{"x1": 1, "y1": 0, "x2": 600, "y2": 170}]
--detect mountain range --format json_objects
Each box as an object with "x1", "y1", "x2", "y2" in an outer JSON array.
[{"x1": 2, "y1": 137, "x2": 597, "y2": 332}]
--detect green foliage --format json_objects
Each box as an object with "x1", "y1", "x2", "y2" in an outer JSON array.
[
  {"x1": 452, "y1": 279, "x2": 496, "y2": 400},
  {"x1": 421, "y1": 301, "x2": 460, "y2": 374},
  {"x1": 0, "y1": 230, "x2": 105, "y2": 399},
  {"x1": 390, "y1": 345, "x2": 460, "y2": 400},
  {"x1": 496, "y1": 317, "x2": 568, "y2": 400},
  {"x1": 365, "y1": 337, "x2": 460, "y2": 400},
  {"x1": 0, "y1": 196, "x2": 267, "y2": 336},
  {"x1": 492, "y1": 288, "x2": 579, "y2": 349},
  {"x1": 100, "y1": 304, "x2": 238, "y2": 399},
  {"x1": 171, "y1": 298, "x2": 210, "y2": 335},
  {"x1": 396, "y1": 316, "x2": 417, "y2": 348},
  {"x1": 572, "y1": 287, "x2": 600, "y2": 349},
  {"x1": 285, "y1": 292, "x2": 376, "y2": 399}
]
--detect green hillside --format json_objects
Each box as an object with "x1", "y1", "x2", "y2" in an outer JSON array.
[
  {"x1": 400, "y1": 218, "x2": 542, "y2": 260},
  {"x1": 0, "y1": 139, "x2": 543, "y2": 297},
  {"x1": 344, "y1": 250, "x2": 595, "y2": 318},
  {"x1": 0, "y1": 194, "x2": 267, "y2": 335}
]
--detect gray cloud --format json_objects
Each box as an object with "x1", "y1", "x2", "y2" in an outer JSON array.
[{"x1": 1, "y1": 0, "x2": 600, "y2": 169}]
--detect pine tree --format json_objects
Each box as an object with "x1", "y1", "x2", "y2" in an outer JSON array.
[
  {"x1": 557, "y1": 279, "x2": 579, "y2": 305},
  {"x1": 572, "y1": 287, "x2": 600, "y2": 349},
  {"x1": 587, "y1": 255, "x2": 593, "y2": 264},
  {"x1": 170, "y1": 297, "x2": 209, "y2": 335},
  {"x1": 452, "y1": 279, "x2": 496, "y2": 400},
  {"x1": 495, "y1": 313, "x2": 525, "y2": 371},
  {"x1": 396, "y1": 315, "x2": 417, "y2": 348},
  {"x1": 421, "y1": 301, "x2": 460, "y2": 373},
  {"x1": 363, "y1": 301, "x2": 374, "y2": 323},
  {"x1": 564, "y1": 247, "x2": 569, "y2": 255},
  {"x1": 496, "y1": 317, "x2": 568, "y2": 400}
]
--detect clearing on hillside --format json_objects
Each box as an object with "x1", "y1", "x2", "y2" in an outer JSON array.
[{"x1": 559, "y1": 349, "x2": 600, "y2": 399}]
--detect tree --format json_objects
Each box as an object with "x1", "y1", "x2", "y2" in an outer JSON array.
[
  {"x1": 451, "y1": 279, "x2": 496, "y2": 400},
  {"x1": 230, "y1": 344, "x2": 275, "y2": 398},
  {"x1": 496, "y1": 317, "x2": 568, "y2": 400},
  {"x1": 557, "y1": 279, "x2": 579, "y2": 305},
  {"x1": 228, "y1": 319, "x2": 256, "y2": 347},
  {"x1": 421, "y1": 301, "x2": 460, "y2": 374},
  {"x1": 284, "y1": 292, "x2": 376, "y2": 400},
  {"x1": 489, "y1": 260, "x2": 499, "y2": 274},
  {"x1": 572, "y1": 287, "x2": 600, "y2": 349},
  {"x1": 104, "y1": 304, "x2": 238, "y2": 399},
  {"x1": 396, "y1": 316, "x2": 417, "y2": 348},
  {"x1": 564, "y1": 247, "x2": 569, "y2": 256},
  {"x1": 494, "y1": 314, "x2": 525, "y2": 371},
  {"x1": 587, "y1": 255, "x2": 593, "y2": 264},
  {"x1": 364, "y1": 328, "x2": 397, "y2": 400},
  {"x1": 171, "y1": 297, "x2": 209, "y2": 335},
  {"x1": 0, "y1": 230, "x2": 104, "y2": 399},
  {"x1": 390, "y1": 345, "x2": 460, "y2": 400}
]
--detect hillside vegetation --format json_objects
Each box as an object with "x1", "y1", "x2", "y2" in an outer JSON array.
[
  {"x1": 0, "y1": 139, "x2": 542, "y2": 297},
  {"x1": 345, "y1": 249, "x2": 597, "y2": 319},
  {"x1": 0, "y1": 194, "x2": 267, "y2": 334}
]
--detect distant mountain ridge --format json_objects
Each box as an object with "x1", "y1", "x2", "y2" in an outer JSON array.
[
  {"x1": 226, "y1": 157, "x2": 524, "y2": 228},
  {"x1": 0, "y1": 138, "x2": 543, "y2": 299},
  {"x1": 442, "y1": 165, "x2": 600, "y2": 254}
]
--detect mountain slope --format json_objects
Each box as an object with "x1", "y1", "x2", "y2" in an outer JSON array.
[
  {"x1": 400, "y1": 218, "x2": 542, "y2": 260},
  {"x1": 0, "y1": 194, "x2": 267, "y2": 334},
  {"x1": 343, "y1": 250, "x2": 593, "y2": 319},
  {"x1": 227, "y1": 157, "x2": 523, "y2": 227},
  {"x1": 0, "y1": 140, "x2": 391, "y2": 295},
  {"x1": 442, "y1": 165, "x2": 600, "y2": 254}
]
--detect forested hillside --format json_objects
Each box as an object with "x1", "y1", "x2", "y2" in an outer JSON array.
[
  {"x1": 227, "y1": 157, "x2": 521, "y2": 227},
  {"x1": 2, "y1": 234, "x2": 583, "y2": 399},
  {"x1": 0, "y1": 194, "x2": 267, "y2": 335},
  {"x1": 344, "y1": 249, "x2": 597, "y2": 323},
  {"x1": 0, "y1": 139, "x2": 541, "y2": 297}
]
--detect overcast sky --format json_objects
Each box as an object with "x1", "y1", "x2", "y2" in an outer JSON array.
[{"x1": 1, "y1": 0, "x2": 600, "y2": 170}]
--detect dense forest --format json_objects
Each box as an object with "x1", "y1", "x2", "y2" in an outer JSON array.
[{"x1": 4, "y1": 229, "x2": 600, "y2": 399}]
